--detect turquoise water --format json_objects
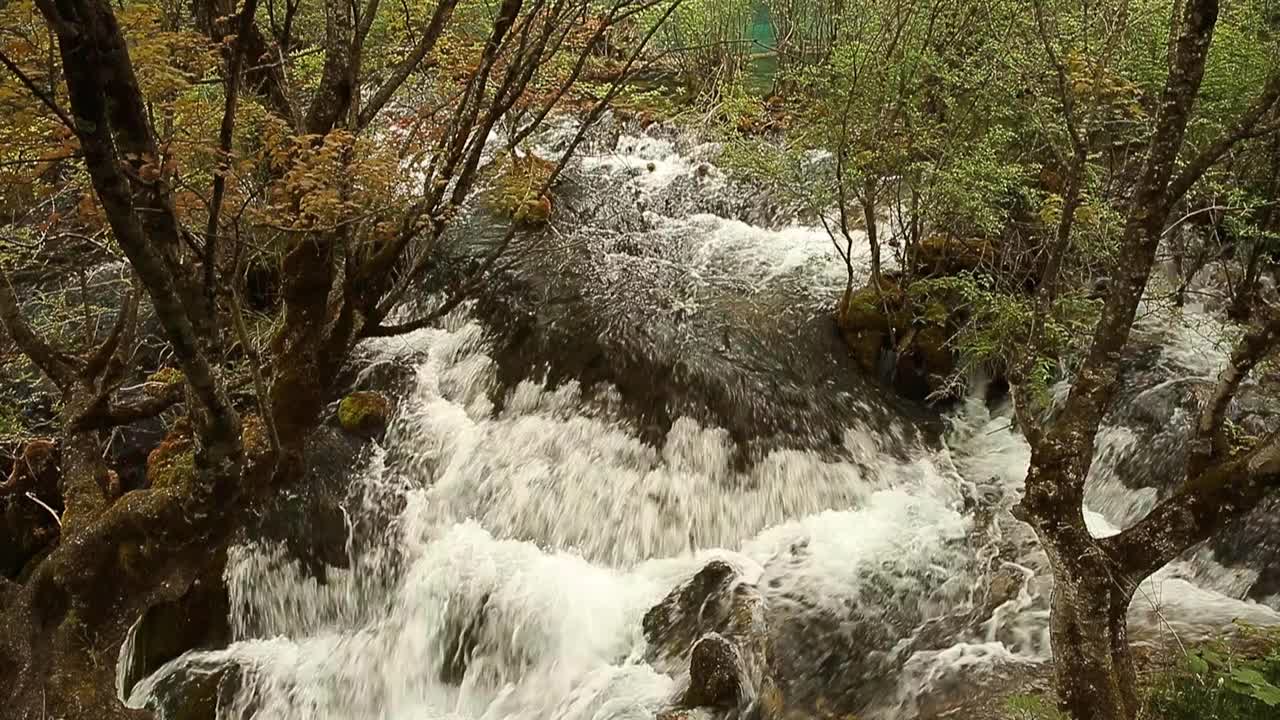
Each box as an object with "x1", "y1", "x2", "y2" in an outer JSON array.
[{"x1": 748, "y1": 0, "x2": 777, "y2": 93}]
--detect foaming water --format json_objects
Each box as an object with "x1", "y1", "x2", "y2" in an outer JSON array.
[{"x1": 126, "y1": 124, "x2": 1278, "y2": 719}]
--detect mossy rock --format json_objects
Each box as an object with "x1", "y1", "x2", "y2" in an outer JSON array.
[
  {"x1": 487, "y1": 151, "x2": 556, "y2": 227},
  {"x1": 837, "y1": 280, "x2": 912, "y2": 377},
  {"x1": 513, "y1": 193, "x2": 553, "y2": 227},
  {"x1": 847, "y1": 329, "x2": 885, "y2": 375},
  {"x1": 145, "y1": 367, "x2": 184, "y2": 397},
  {"x1": 912, "y1": 324, "x2": 956, "y2": 381},
  {"x1": 337, "y1": 391, "x2": 390, "y2": 439},
  {"x1": 146, "y1": 421, "x2": 195, "y2": 490},
  {"x1": 892, "y1": 323, "x2": 958, "y2": 402}
]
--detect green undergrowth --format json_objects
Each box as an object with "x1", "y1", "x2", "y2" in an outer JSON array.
[
  {"x1": 1002, "y1": 625, "x2": 1280, "y2": 720},
  {"x1": 1145, "y1": 625, "x2": 1280, "y2": 720}
]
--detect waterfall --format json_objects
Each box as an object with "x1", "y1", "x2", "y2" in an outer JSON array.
[{"x1": 126, "y1": 117, "x2": 1280, "y2": 720}]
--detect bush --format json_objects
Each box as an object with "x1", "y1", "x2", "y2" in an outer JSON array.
[{"x1": 1144, "y1": 626, "x2": 1280, "y2": 720}]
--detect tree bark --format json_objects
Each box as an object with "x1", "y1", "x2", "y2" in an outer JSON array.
[{"x1": 1048, "y1": 557, "x2": 1139, "y2": 720}]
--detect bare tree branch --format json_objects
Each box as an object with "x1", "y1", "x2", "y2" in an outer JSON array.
[
  {"x1": 0, "y1": 270, "x2": 78, "y2": 388},
  {"x1": 0, "y1": 47, "x2": 76, "y2": 132}
]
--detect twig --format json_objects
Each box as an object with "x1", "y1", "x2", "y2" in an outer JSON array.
[
  {"x1": 24, "y1": 491, "x2": 62, "y2": 528},
  {"x1": 0, "y1": 48, "x2": 76, "y2": 132}
]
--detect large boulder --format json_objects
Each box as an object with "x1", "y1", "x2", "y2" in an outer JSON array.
[{"x1": 119, "y1": 554, "x2": 231, "y2": 700}]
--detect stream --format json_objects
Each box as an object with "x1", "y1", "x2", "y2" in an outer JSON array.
[{"x1": 124, "y1": 117, "x2": 1280, "y2": 720}]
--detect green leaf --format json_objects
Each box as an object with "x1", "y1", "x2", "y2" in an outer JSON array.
[
  {"x1": 1186, "y1": 653, "x2": 1210, "y2": 675},
  {"x1": 1246, "y1": 683, "x2": 1280, "y2": 707},
  {"x1": 1230, "y1": 667, "x2": 1270, "y2": 687}
]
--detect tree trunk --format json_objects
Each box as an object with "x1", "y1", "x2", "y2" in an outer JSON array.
[
  {"x1": 1018, "y1": 460, "x2": 1141, "y2": 720},
  {"x1": 862, "y1": 193, "x2": 881, "y2": 288},
  {"x1": 1046, "y1": 553, "x2": 1139, "y2": 720}
]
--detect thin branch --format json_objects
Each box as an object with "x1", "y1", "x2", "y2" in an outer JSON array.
[
  {"x1": 0, "y1": 270, "x2": 78, "y2": 388},
  {"x1": 0, "y1": 47, "x2": 76, "y2": 132},
  {"x1": 1166, "y1": 67, "x2": 1280, "y2": 204},
  {"x1": 1189, "y1": 308, "x2": 1280, "y2": 474}
]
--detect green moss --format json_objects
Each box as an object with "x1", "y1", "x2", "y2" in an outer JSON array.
[
  {"x1": 147, "y1": 422, "x2": 196, "y2": 490},
  {"x1": 338, "y1": 391, "x2": 390, "y2": 438},
  {"x1": 146, "y1": 367, "x2": 185, "y2": 397},
  {"x1": 148, "y1": 446, "x2": 195, "y2": 489}
]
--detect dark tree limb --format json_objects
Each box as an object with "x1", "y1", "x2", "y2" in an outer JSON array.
[
  {"x1": 357, "y1": 0, "x2": 461, "y2": 129},
  {"x1": 1188, "y1": 307, "x2": 1280, "y2": 474},
  {"x1": 205, "y1": 0, "x2": 262, "y2": 335},
  {"x1": 83, "y1": 290, "x2": 139, "y2": 380},
  {"x1": 0, "y1": 271, "x2": 79, "y2": 388},
  {"x1": 303, "y1": 0, "x2": 356, "y2": 134},
  {"x1": 70, "y1": 383, "x2": 183, "y2": 432}
]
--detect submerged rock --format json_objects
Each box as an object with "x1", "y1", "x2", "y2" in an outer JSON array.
[{"x1": 120, "y1": 556, "x2": 231, "y2": 699}]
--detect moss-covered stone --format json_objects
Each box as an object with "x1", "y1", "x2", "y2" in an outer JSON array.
[
  {"x1": 146, "y1": 421, "x2": 195, "y2": 490},
  {"x1": 836, "y1": 277, "x2": 960, "y2": 403},
  {"x1": 913, "y1": 236, "x2": 1000, "y2": 277},
  {"x1": 146, "y1": 367, "x2": 184, "y2": 396},
  {"x1": 487, "y1": 151, "x2": 556, "y2": 227},
  {"x1": 337, "y1": 391, "x2": 390, "y2": 439},
  {"x1": 513, "y1": 193, "x2": 553, "y2": 226}
]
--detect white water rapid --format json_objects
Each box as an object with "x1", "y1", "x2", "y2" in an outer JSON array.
[{"x1": 125, "y1": 120, "x2": 1280, "y2": 720}]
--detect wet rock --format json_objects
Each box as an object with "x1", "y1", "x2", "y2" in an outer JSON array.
[
  {"x1": 836, "y1": 280, "x2": 955, "y2": 404},
  {"x1": 348, "y1": 359, "x2": 419, "y2": 400},
  {"x1": 337, "y1": 391, "x2": 391, "y2": 440},
  {"x1": 121, "y1": 554, "x2": 231, "y2": 699},
  {"x1": 646, "y1": 561, "x2": 780, "y2": 718},
  {"x1": 245, "y1": 424, "x2": 368, "y2": 576},
  {"x1": 685, "y1": 633, "x2": 741, "y2": 708},
  {"x1": 139, "y1": 658, "x2": 245, "y2": 720},
  {"x1": 644, "y1": 560, "x2": 740, "y2": 664}
]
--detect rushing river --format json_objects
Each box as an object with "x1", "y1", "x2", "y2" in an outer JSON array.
[{"x1": 125, "y1": 118, "x2": 1280, "y2": 720}]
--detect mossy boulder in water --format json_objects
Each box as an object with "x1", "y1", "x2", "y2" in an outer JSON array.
[
  {"x1": 487, "y1": 151, "x2": 556, "y2": 227},
  {"x1": 912, "y1": 236, "x2": 1000, "y2": 278},
  {"x1": 337, "y1": 391, "x2": 390, "y2": 439},
  {"x1": 836, "y1": 281, "x2": 957, "y2": 403}
]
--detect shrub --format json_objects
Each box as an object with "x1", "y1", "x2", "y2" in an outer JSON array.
[{"x1": 1144, "y1": 626, "x2": 1280, "y2": 720}]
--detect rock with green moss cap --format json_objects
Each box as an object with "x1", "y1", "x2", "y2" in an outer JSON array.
[
  {"x1": 145, "y1": 367, "x2": 185, "y2": 398},
  {"x1": 338, "y1": 391, "x2": 391, "y2": 439},
  {"x1": 147, "y1": 420, "x2": 196, "y2": 490}
]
